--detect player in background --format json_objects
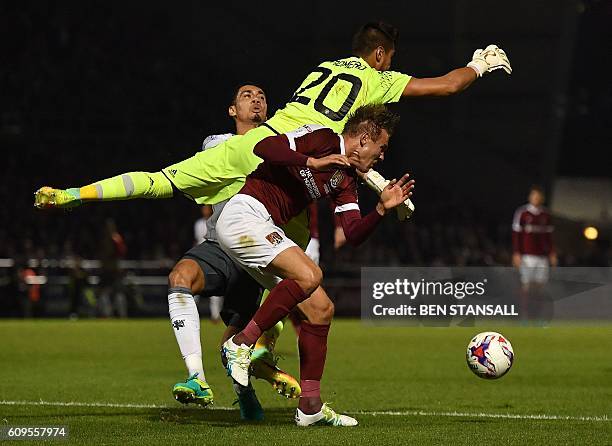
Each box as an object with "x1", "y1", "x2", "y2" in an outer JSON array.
[
  {"x1": 219, "y1": 105, "x2": 414, "y2": 426},
  {"x1": 34, "y1": 22, "x2": 511, "y2": 211},
  {"x1": 168, "y1": 84, "x2": 303, "y2": 421},
  {"x1": 512, "y1": 185, "x2": 557, "y2": 322}
]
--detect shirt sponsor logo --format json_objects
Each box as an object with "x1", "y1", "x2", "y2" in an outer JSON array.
[
  {"x1": 265, "y1": 232, "x2": 284, "y2": 246},
  {"x1": 299, "y1": 168, "x2": 321, "y2": 199}
]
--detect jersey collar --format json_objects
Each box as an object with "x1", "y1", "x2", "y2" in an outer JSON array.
[{"x1": 338, "y1": 135, "x2": 346, "y2": 155}]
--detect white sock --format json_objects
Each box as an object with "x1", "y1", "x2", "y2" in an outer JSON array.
[
  {"x1": 168, "y1": 287, "x2": 205, "y2": 381},
  {"x1": 209, "y1": 295, "x2": 223, "y2": 321}
]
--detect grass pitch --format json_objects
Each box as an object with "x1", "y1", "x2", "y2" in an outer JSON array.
[{"x1": 0, "y1": 319, "x2": 610, "y2": 445}]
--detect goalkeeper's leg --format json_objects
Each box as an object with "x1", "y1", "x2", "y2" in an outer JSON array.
[{"x1": 34, "y1": 171, "x2": 174, "y2": 209}]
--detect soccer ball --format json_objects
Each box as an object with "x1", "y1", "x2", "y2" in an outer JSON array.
[{"x1": 466, "y1": 331, "x2": 514, "y2": 379}]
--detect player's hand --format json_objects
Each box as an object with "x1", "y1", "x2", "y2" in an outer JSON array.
[
  {"x1": 512, "y1": 253, "x2": 522, "y2": 268},
  {"x1": 467, "y1": 45, "x2": 512, "y2": 77},
  {"x1": 307, "y1": 154, "x2": 350, "y2": 171},
  {"x1": 378, "y1": 174, "x2": 415, "y2": 213}
]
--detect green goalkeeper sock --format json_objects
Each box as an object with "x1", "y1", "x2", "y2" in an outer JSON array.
[{"x1": 78, "y1": 171, "x2": 174, "y2": 202}]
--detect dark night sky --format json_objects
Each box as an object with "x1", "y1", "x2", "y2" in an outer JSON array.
[{"x1": 1, "y1": 1, "x2": 610, "y2": 258}]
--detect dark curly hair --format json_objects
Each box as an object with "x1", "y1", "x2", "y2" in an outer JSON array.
[{"x1": 343, "y1": 104, "x2": 400, "y2": 141}]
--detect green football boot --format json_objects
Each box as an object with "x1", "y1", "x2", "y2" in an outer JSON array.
[
  {"x1": 34, "y1": 187, "x2": 82, "y2": 209},
  {"x1": 172, "y1": 374, "x2": 214, "y2": 407},
  {"x1": 251, "y1": 347, "x2": 301, "y2": 399}
]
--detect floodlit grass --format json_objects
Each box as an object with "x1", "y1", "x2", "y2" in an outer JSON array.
[{"x1": 0, "y1": 319, "x2": 610, "y2": 445}]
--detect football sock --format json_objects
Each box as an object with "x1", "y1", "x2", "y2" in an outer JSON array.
[
  {"x1": 254, "y1": 289, "x2": 285, "y2": 351},
  {"x1": 234, "y1": 279, "x2": 307, "y2": 346},
  {"x1": 298, "y1": 322, "x2": 330, "y2": 414},
  {"x1": 300, "y1": 380, "x2": 321, "y2": 398},
  {"x1": 288, "y1": 310, "x2": 302, "y2": 335},
  {"x1": 209, "y1": 295, "x2": 223, "y2": 321},
  {"x1": 78, "y1": 171, "x2": 174, "y2": 202},
  {"x1": 254, "y1": 321, "x2": 284, "y2": 352},
  {"x1": 298, "y1": 322, "x2": 329, "y2": 383},
  {"x1": 168, "y1": 287, "x2": 205, "y2": 381},
  {"x1": 233, "y1": 381, "x2": 253, "y2": 396}
]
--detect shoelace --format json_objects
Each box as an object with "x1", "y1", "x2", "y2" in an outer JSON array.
[
  {"x1": 186, "y1": 373, "x2": 199, "y2": 382},
  {"x1": 233, "y1": 345, "x2": 253, "y2": 371}
]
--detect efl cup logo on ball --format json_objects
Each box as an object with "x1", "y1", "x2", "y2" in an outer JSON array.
[{"x1": 466, "y1": 332, "x2": 514, "y2": 379}]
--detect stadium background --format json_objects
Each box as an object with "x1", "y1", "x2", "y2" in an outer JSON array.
[
  {"x1": 1, "y1": 1, "x2": 610, "y2": 315},
  {"x1": 1, "y1": 2, "x2": 611, "y2": 444}
]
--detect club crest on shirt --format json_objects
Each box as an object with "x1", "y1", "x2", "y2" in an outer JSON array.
[
  {"x1": 329, "y1": 170, "x2": 344, "y2": 189},
  {"x1": 265, "y1": 232, "x2": 284, "y2": 246}
]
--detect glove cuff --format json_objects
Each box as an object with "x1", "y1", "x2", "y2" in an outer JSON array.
[
  {"x1": 363, "y1": 169, "x2": 390, "y2": 194},
  {"x1": 467, "y1": 61, "x2": 485, "y2": 77}
]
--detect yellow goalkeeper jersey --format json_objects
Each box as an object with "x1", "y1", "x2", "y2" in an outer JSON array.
[
  {"x1": 164, "y1": 57, "x2": 411, "y2": 204},
  {"x1": 268, "y1": 56, "x2": 411, "y2": 134}
]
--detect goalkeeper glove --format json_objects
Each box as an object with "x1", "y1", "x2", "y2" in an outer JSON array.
[
  {"x1": 467, "y1": 44, "x2": 512, "y2": 77},
  {"x1": 362, "y1": 169, "x2": 415, "y2": 221}
]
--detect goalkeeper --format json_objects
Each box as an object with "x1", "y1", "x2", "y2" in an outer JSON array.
[{"x1": 34, "y1": 22, "x2": 511, "y2": 211}]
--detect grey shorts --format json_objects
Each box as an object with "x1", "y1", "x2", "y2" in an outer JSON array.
[{"x1": 182, "y1": 240, "x2": 263, "y2": 328}]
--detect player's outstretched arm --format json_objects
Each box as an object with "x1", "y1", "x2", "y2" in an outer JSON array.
[
  {"x1": 403, "y1": 67, "x2": 477, "y2": 97},
  {"x1": 402, "y1": 44, "x2": 512, "y2": 97}
]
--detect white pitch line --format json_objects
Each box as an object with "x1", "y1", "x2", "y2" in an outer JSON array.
[
  {"x1": 352, "y1": 410, "x2": 610, "y2": 422},
  {"x1": 0, "y1": 400, "x2": 608, "y2": 422},
  {"x1": 0, "y1": 400, "x2": 232, "y2": 411}
]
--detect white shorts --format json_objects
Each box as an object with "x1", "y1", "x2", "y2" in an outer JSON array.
[
  {"x1": 519, "y1": 255, "x2": 549, "y2": 285},
  {"x1": 216, "y1": 194, "x2": 297, "y2": 290}
]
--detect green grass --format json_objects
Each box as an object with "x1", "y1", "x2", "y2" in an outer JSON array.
[{"x1": 0, "y1": 319, "x2": 610, "y2": 445}]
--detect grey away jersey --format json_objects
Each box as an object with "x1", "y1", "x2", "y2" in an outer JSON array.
[{"x1": 200, "y1": 133, "x2": 234, "y2": 241}]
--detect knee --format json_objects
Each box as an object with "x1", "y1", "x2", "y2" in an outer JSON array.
[
  {"x1": 318, "y1": 299, "x2": 335, "y2": 322},
  {"x1": 298, "y1": 265, "x2": 323, "y2": 295},
  {"x1": 300, "y1": 291, "x2": 334, "y2": 324},
  {"x1": 168, "y1": 263, "x2": 194, "y2": 290}
]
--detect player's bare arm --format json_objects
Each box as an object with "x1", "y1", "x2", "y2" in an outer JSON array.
[
  {"x1": 402, "y1": 45, "x2": 511, "y2": 97},
  {"x1": 402, "y1": 67, "x2": 477, "y2": 97}
]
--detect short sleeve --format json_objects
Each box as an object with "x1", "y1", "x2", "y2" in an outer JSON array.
[
  {"x1": 202, "y1": 133, "x2": 234, "y2": 150},
  {"x1": 367, "y1": 70, "x2": 411, "y2": 104}
]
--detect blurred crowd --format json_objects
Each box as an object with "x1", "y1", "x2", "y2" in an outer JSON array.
[{"x1": 2, "y1": 4, "x2": 610, "y2": 318}]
